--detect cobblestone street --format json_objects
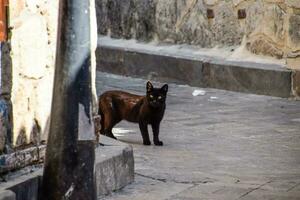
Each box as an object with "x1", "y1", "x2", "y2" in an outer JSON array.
[{"x1": 96, "y1": 72, "x2": 300, "y2": 200}]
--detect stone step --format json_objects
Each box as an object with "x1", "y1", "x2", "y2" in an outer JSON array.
[
  {"x1": 96, "y1": 37, "x2": 293, "y2": 98},
  {"x1": 0, "y1": 136, "x2": 134, "y2": 200}
]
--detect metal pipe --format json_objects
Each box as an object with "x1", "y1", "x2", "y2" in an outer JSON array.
[{"x1": 41, "y1": 0, "x2": 96, "y2": 199}]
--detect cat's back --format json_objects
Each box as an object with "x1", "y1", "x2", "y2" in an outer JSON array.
[
  {"x1": 99, "y1": 90, "x2": 144, "y2": 111},
  {"x1": 99, "y1": 90, "x2": 144, "y2": 121},
  {"x1": 99, "y1": 90, "x2": 143, "y2": 101}
]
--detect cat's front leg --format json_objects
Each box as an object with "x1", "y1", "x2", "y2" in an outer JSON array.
[
  {"x1": 139, "y1": 121, "x2": 151, "y2": 145},
  {"x1": 152, "y1": 123, "x2": 163, "y2": 146}
]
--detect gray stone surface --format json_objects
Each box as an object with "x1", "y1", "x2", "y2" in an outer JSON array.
[
  {"x1": 97, "y1": 37, "x2": 292, "y2": 98},
  {"x1": 9, "y1": 176, "x2": 40, "y2": 200},
  {"x1": 96, "y1": 72, "x2": 300, "y2": 200},
  {"x1": 0, "y1": 190, "x2": 16, "y2": 200},
  {"x1": 0, "y1": 145, "x2": 46, "y2": 174},
  {"x1": 289, "y1": 14, "x2": 300, "y2": 47},
  {"x1": 0, "y1": 100, "x2": 9, "y2": 153},
  {"x1": 95, "y1": 136, "x2": 134, "y2": 197},
  {"x1": 0, "y1": 136, "x2": 133, "y2": 199},
  {"x1": 0, "y1": 169, "x2": 41, "y2": 200}
]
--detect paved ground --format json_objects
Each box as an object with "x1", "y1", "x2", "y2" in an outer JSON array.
[{"x1": 96, "y1": 72, "x2": 300, "y2": 200}]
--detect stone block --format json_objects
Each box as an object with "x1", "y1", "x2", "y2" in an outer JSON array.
[
  {"x1": 0, "y1": 145, "x2": 46, "y2": 174},
  {"x1": 0, "y1": 99, "x2": 8, "y2": 153},
  {"x1": 292, "y1": 70, "x2": 300, "y2": 97},
  {"x1": 155, "y1": 1, "x2": 177, "y2": 43},
  {"x1": 175, "y1": 0, "x2": 212, "y2": 47},
  {"x1": 135, "y1": 0, "x2": 156, "y2": 41},
  {"x1": 107, "y1": 0, "x2": 122, "y2": 38},
  {"x1": 97, "y1": 38, "x2": 292, "y2": 97},
  {"x1": 0, "y1": 190, "x2": 15, "y2": 200},
  {"x1": 287, "y1": 55, "x2": 300, "y2": 70},
  {"x1": 244, "y1": 1, "x2": 264, "y2": 36},
  {"x1": 9, "y1": 176, "x2": 40, "y2": 200},
  {"x1": 120, "y1": 0, "x2": 136, "y2": 39},
  {"x1": 288, "y1": 14, "x2": 300, "y2": 48},
  {"x1": 94, "y1": 136, "x2": 134, "y2": 196},
  {"x1": 95, "y1": 0, "x2": 109, "y2": 35},
  {"x1": 211, "y1": 1, "x2": 243, "y2": 47},
  {"x1": 0, "y1": 136, "x2": 133, "y2": 199}
]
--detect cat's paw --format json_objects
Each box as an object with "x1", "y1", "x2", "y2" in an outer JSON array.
[
  {"x1": 143, "y1": 140, "x2": 151, "y2": 145},
  {"x1": 154, "y1": 141, "x2": 163, "y2": 146}
]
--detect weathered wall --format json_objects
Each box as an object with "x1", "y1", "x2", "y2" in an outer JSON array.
[
  {"x1": 96, "y1": 0, "x2": 300, "y2": 70},
  {"x1": 8, "y1": 0, "x2": 98, "y2": 147},
  {"x1": 0, "y1": 42, "x2": 12, "y2": 152},
  {"x1": 10, "y1": 0, "x2": 59, "y2": 146}
]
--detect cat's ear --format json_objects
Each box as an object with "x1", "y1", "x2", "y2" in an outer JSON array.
[
  {"x1": 161, "y1": 84, "x2": 168, "y2": 93},
  {"x1": 146, "y1": 81, "x2": 153, "y2": 93}
]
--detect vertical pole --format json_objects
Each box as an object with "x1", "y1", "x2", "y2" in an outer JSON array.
[{"x1": 41, "y1": 0, "x2": 96, "y2": 199}]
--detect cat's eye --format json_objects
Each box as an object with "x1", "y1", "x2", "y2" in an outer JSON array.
[
  {"x1": 150, "y1": 95, "x2": 154, "y2": 98},
  {"x1": 158, "y1": 96, "x2": 162, "y2": 100}
]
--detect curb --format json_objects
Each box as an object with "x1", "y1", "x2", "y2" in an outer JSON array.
[
  {"x1": 96, "y1": 37, "x2": 292, "y2": 98},
  {"x1": 0, "y1": 136, "x2": 134, "y2": 200}
]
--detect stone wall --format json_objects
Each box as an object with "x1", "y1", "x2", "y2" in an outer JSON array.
[
  {"x1": 0, "y1": 42, "x2": 12, "y2": 153},
  {"x1": 6, "y1": 0, "x2": 98, "y2": 148},
  {"x1": 96, "y1": 0, "x2": 300, "y2": 70}
]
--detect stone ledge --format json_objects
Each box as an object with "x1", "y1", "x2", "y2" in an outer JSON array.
[
  {"x1": 0, "y1": 136, "x2": 134, "y2": 200},
  {"x1": 0, "y1": 145, "x2": 46, "y2": 174},
  {"x1": 96, "y1": 37, "x2": 292, "y2": 98},
  {"x1": 292, "y1": 70, "x2": 300, "y2": 98},
  {"x1": 95, "y1": 136, "x2": 134, "y2": 198}
]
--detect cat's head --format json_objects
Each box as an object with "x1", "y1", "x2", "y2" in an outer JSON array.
[{"x1": 146, "y1": 81, "x2": 168, "y2": 108}]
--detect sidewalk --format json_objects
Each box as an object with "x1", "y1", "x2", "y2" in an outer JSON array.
[
  {"x1": 96, "y1": 72, "x2": 300, "y2": 200},
  {"x1": 97, "y1": 37, "x2": 292, "y2": 98}
]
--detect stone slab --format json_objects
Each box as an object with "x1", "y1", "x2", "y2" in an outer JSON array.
[
  {"x1": 97, "y1": 37, "x2": 292, "y2": 98},
  {"x1": 95, "y1": 136, "x2": 134, "y2": 197},
  {"x1": 292, "y1": 70, "x2": 300, "y2": 97},
  {"x1": 0, "y1": 136, "x2": 134, "y2": 199},
  {"x1": 0, "y1": 145, "x2": 46, "y2": 174},
  {"x1": 0, "y1": 190, "x2": 15, "y2": 200},
  {"x1": 0, "y1": 170, "x2": 41, "y2": 200}
]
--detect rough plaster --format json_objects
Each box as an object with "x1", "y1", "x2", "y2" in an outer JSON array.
[
  {"x1": 96, "y1": 0, "x2": 300, "y2": 69},
  {"x1": 8, "y1": 0, "x2": 98, "y2": 147}
]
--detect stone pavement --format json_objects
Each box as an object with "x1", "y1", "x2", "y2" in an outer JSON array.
[{"x1": 96, "y1": 72, "x2": 300, "y2": 200}]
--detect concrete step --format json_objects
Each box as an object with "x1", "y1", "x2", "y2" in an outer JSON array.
[
  {"x1": 0, "y1": 136, "x2": 134, "y2": 200},
  {"x1": 96, "y1": 37, "x2": 292, "y2": 98}
]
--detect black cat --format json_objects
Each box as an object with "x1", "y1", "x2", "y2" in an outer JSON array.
[{"x1": 98, "y1": 81, "x2": 168, "y2": 146}]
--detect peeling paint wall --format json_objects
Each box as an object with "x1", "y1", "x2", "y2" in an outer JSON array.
[
  {"x1": 96, "y1": 0, "x2": 300, "y2": 70},
  {"x1": 9, "y1": 0, "x2": 98, "y2": 147},
  {"x1": 10, "y1": 0, "x2": 59, "y2": 146}
]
